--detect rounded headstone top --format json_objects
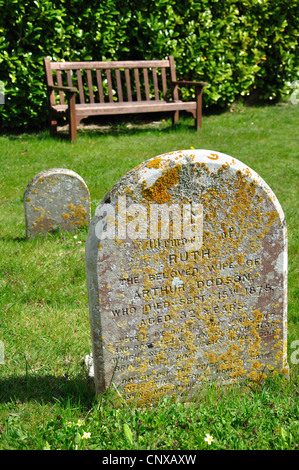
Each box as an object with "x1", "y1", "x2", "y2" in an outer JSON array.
[
  {"x1": 100, "y1": 149, "x2": 285, "y2": 222},
  {"x1": 24, "y1": 168, "x2": 89, "y2": 194}
]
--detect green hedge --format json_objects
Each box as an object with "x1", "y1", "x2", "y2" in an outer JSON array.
[{"x1": 0, "y1": 0, "x2": 298, "y2": 130}]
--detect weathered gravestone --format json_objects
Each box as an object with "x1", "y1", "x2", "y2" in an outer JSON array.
[
  {"x1": 85, "y1": 149, "x2": 289, "y2": 405},
  {"x1": 24, "y1": 168, "x2": 91, "y2": 238}
]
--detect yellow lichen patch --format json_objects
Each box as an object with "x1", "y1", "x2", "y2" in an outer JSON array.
[
  {"x1": 248, "y1": 370, "x2": 267, "y2": 382},
  {"x1": 34, "y1": 208, "x2": 45, "y2": 224},
  {"x1": 229, "y1": 366, "x2": 247, "y2": 378},
  {"x1": 236, "y1": 253, "x2": 245, "y2": 266},
  {"x1": 207, "y1": 153, "x2": 219, "y2": 160},
  {"x1": 206, "y1": 351, "x2": 219, "y2": 364},
  {"x1": 253, "y1": 309, "x2": 263, "y2": 325},
  {"x1": 75, "y1": 204, "x2": 87, "y2": 219},
  {"x1": 62, "y1": 213, "x2": 70, "y2": 219},
  {"x1": 125, "y1": 383, "x2": 138, "y2": 393},
  {"x1": 146, "y1": 157, "x2": 163, "y2": 169},
  {"x1": 248, "y1": 335, "x2": 262, "y2": 358},
  {"x1": 275, "y1": 350, "x2": 283, "y2": 362},
  {"x1": 154, "y1": 352, "x2": 168, "y2": 365},
  {"x1": 250, "y1": 360, "x2": 263, "y2": 370},
  {"x1": 137, "y1": 329, "x2": 147, "y2": 342},
  {"x1": 66, "y1": 204, "x2": 88, "y2": 227},
  {"x1": 106, "y1": 343, "x2": 115, "y2": 354},
  {"x1": 142, "y1": 165, "x2": 181, "y2": 203},
  {"x1": 137, "y1": 362, "x2": 149, "y2": 373},
  {"x1": 274, "y1": 328, "x2": 281, "y2": 340},
  {"x1": 265, "y1": 210, "x2": 279, "y2": 228},
  {"x1": 228, "y1": 329, "x2": 237, "y2": 340}
]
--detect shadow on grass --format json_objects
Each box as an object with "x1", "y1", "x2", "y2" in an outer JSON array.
[
  {"x1": 55, "y1": 118, "x2": 199, "y2": 140},
  {"x1": 0, "y1": 236, "x2": 27, "y2": 242},
  {"x1": 3, "y1": 112, "x2": 202, "y2": 141},
  {"x1": 0, "y1": 226, "x2": 88, "y2": 243},
  {"x1": 0, "y1": 374, "x2": 96, "y2": 407},
  {"x1": 1, "y1": 100, "x2": 285, "y2": 141}
]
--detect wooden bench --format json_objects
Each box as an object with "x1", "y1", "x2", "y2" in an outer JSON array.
[{"x1": 43, "y1": 56, "x2": 208, "y2": 142}]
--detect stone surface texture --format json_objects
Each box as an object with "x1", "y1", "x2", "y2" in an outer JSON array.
[
  {"x1": 24, "y1": 168, "x2": 91, "y2": 238},
  {"x1": 85, "y1": 149, "x2": 288, "y2": 405}
]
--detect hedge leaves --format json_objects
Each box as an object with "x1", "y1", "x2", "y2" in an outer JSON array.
[{"x1": 0, "y1": 0, "x2": 298, "y2": 130}]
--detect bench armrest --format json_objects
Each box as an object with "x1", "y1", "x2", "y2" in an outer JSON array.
[
  {"x1": 48, "y1": 85, "x2": 78, "y2": 93},
  {"x1": 172, "y1": 80, "x2": 209, "y2": 87}
]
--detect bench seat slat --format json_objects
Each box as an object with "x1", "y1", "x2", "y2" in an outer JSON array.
[{"x1": 52, "y1": 100, "x2": 197, "y2": 116}]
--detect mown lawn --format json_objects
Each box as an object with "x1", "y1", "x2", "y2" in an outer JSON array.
[{"x1": 0, "y1": 103, "x2": 298, "y2": 450}]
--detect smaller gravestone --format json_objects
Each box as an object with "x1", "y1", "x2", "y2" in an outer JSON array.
[
  {"x1": 85, "y1": 149, "x2": 289, "y2": 406},
  {"x1": 24, "y1": 169, "x2": 91, "y2": 238}
]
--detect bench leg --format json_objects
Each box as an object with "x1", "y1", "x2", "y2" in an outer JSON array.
[
  {"x1": 195, "y1": 87, "x2": 203, "y2": 130},
  {"x1": 49, "y1": 118, "x2": 58, "y2": 137},
  {"x1": 68, "y1": 93, "x2": 77, "y2": 142},
  {"x1": 172, "y1": 110, "x2": 179, "y2": 125},
  {"x1": 69, "y1": 117, "x2": 77, "y2": 142}
]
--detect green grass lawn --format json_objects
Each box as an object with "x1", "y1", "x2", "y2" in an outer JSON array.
[{"x1": 0, "y1": 103, "x2": 298, "y2": 450}]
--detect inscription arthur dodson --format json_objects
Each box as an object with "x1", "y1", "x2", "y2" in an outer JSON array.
[{"x1": 106, "y1": 239, "x2": 283, "y2": 403}]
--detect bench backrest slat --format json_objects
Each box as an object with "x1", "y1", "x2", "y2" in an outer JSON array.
[
  {"x1": 76, "y1": 70, "x2": 85, "y2": 104},
  {"x1": 152, "y1": 68, "x2": 159, "y2": 100},
  {"x1": 86, "y1": 69, "x2": 94, "y2": 104},
  {"x1": 125, "y1": 69, "x2": 132, "y2": 102},
  {"x1": 56, "y1": 70, "x2": 65, "y2": 105},
  {"x1": 44, "y1": 57, "x2": 176, "y2": 105},
  {"x1": 44, "y1": 58, "x2": 56, "y2": 106},
  {"x1": 96, "y1": 70, "x2": 105, "y2": 103},
  {"x1": 161, "y1": 68, "x2": 168, "y2": 100},
  {"x1": 115, "y1": 69, "x2": 123, "y2": 102},
  {"x1": 134, "y1": 68, "x2": 142, "y2": 101},
  {"x1": 169, "y1": 56, "x2": 179, "y2": 101},
  {"x1": 143, "y1": 68, "x2": 150, "y2": 101},
  {"x1": 66, "y1": 70, "x2": 73, "y2": 89},
  {"x1": 106, "y1": 69, "x2": 114, "y2": 102}
]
